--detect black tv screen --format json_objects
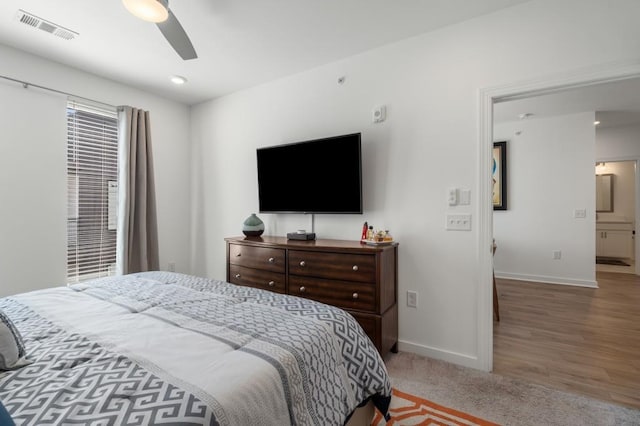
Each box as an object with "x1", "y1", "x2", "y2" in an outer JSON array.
[{"x1": 257, "y1": 133, "x2": 362, "y2": 214}]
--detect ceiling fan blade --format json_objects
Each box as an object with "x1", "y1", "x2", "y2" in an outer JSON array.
[{"x1": 156, "y1": 9, "x2": 197, "y2": 60}]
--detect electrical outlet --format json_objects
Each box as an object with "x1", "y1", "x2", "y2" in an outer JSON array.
[
  {"x1": 552, "y1": 250, "x2": 561, "y2": 260},
  {"x1": 407, "y1": 290, "x2": 418, "y2": 308},
  {"x1": 446, "y1": 214, "x2": 471, "y2": 231},
  {"x1": 168, "y1": 262, "x2": 176, "y2": 272}
]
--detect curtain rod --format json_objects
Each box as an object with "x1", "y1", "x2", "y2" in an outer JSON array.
[{"x1": 0, "y1": 74, "x2": 117, "y2": 109}]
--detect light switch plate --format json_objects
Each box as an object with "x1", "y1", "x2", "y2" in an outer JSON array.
[
  {"x1": 459, "y1": 189, "x2": 471, "y2": 205},
  {"x1": 448, "y1": 188, "x2": 458, "y2": 206}
]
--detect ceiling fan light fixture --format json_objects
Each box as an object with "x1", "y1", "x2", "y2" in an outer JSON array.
[
  {"x1": 122, "y1": 0, "x2": 168, "y2": 23},
  {"x1": 170, "y1": 75, "x2": 187, "y2": 85}
]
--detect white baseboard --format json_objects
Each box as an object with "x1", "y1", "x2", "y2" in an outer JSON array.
[
  {"x1": 397, "y1": 340, "x2": 483, "y2": 370},
  {"x1": 494, "y1": 271, "x2": 598, "y2": 288}
]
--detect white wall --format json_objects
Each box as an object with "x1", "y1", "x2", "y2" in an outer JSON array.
[
  {"x1": 493, "y1": 113, "x2": 596, "y2": 287},
  {"x1": 0, "y1": 84, "x2": 67, "y2": 297},
  {"x1": 596, "y1": 123, "x2": 640, "y2": 159},
  {"x1": 0, "y1": 44, "x2": 191, "y2": 296},
  {"x1": 190, "y1": 0, "x2": 640, "y2": 369}
]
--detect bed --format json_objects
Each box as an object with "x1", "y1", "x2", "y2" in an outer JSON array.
[{"x1": 0, "y1": 272, "x2": 391, "y2": 425}]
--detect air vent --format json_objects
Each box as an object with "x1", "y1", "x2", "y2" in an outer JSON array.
[{"x1": 15, "y1": 9, "x2": 78, "y2": 40}]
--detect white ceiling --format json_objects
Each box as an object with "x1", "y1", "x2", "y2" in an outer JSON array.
[
  {"x1": 0, "y1": 0, "x2": 531, "y2": 105},
  {"x1": 494, "y1": 77, "x2": 640, "y2": 128}
]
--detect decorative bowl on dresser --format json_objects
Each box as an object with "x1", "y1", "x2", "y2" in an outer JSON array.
[{"x1": 225, "y1": 236, "x2": 398, "y2": 356}]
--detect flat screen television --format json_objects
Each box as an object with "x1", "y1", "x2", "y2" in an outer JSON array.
[{"x1": 257, "y1": 133, "x2": 362, "y2": 214}]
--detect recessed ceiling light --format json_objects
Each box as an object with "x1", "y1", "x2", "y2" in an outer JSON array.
[
  {"x1": 594, "y1": 120, "x2": 601, "y2": 125},
  {"x1": 170, "y1": 75, "x2": 187, "y2": 85}
]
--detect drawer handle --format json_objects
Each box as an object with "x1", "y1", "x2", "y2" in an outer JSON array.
[
  {"x1": 299, "y1": 261, "x2": 306, "y2": 267},
  {"x1": 352, "y1": 265, "x2": 359, "y2": 271},
  {"x1": 268, "y1": 257, "x2": 275, "y2": 263},
  {"x1": 235, "y1": 252, "x2": 241, "y2": 257},
  {"x1": 299, "y1": 286, "x2": 306, "y2": 293},
  {"x1": 352, "y1": 292, "x2": 359, "y2": 299},
  {"x1": 235, "y1": 273, "x2": 241, "y2": 279},
  {"x1": 268, "y1": 281, "x2": 275, "y2": 287}
]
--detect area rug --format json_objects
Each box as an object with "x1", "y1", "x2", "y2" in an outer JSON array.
[{"x1": 372, "y1": 388, "x2": 499, "y2": 425}]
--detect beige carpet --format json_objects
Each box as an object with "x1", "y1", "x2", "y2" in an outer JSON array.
[{"x1": 384, "y1": 352, "x2": 640, "y2": 426}]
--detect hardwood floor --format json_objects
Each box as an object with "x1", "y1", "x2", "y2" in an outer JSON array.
[{"x1": 493, "y1": 272, "x2": 640, "y2": 409}]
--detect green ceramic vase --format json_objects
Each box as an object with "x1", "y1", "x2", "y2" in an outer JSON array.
[{"x1": 242, "y1": 213, "x2": 265, "y2": 237}]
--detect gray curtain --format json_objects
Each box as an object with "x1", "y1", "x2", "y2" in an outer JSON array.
[{"x1": 116, "y1": 106, "x2": 159, "y2": 274}]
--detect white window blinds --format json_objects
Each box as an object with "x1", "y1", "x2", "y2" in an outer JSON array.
[{"x1": 66, "y1": 100, "x2": 119, "y2": 284}]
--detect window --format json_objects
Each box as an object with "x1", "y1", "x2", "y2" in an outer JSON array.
[{"x1": 66, "y1": 100, "x2": 118, "y2": 284}]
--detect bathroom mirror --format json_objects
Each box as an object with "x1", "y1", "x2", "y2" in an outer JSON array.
[{"x1": 596, "y1": 174, "x2": 613, "y2": 212}]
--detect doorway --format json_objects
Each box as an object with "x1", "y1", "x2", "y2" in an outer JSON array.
[
  {"x1": 595, "y1": 160, "x2": 637, "y2": 275},
  {"x1": 476, "y1": 62, "x2": 640, "y2": 373},
  {"x1": 485, "y1": 67, "x2": 640, "y2": 406}
]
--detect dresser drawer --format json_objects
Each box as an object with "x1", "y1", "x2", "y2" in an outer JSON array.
[
  {"x1": 225, "y1": 236, "x2": 398, "y2": 356},
  {"x1": 289, "y1": 275, "x2": 375, "y2": 312},
  {"x1": 229, "y1": 264, "x2": 286, "y2": 293},
  {"x1": 229, "y1": 244, "x2": 285, "y2": 273},
  {"x1": 289, "y1": 250, "x2": 375, "y2": 282}
]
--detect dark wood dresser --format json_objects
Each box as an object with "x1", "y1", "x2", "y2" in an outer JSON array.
[{"x1": 225, "y1": 236, "x2": 398, "y2": 355}]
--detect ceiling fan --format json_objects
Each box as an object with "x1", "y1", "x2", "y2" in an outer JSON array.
[{"x1": 122, "y1": 0, "x2": 197, "y2": 60}]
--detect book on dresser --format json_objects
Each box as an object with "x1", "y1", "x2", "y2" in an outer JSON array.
[{"x1": 225, "y1": 236, "x2": 398, "y2": 356}]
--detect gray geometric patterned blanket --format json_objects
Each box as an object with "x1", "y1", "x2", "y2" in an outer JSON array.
[{"x1": 0, "y1": 272, "x2": 391, "y2": 425}]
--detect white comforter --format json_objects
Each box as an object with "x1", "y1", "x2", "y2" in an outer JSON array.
[{"x1": 0, "y1": 272, "x2": 391, "y2": 425}]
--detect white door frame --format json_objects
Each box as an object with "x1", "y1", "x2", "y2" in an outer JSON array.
[{"x1": 476, "y1": 60, "x2": 640, "y2": 372}]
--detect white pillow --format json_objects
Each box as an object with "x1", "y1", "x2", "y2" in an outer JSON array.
[{"x1": 0, "y1": 310, "x2": 32, "y2": 370}]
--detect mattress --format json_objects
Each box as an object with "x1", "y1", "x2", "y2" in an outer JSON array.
[{"x1": 0, "y1": 272, "x2": 391, "y2": 425}]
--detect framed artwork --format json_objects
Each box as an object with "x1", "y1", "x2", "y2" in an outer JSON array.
[{"x1": 493, "y1": 141, "x2": 507, "y2": 210}]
